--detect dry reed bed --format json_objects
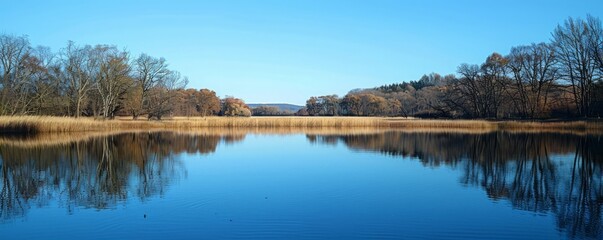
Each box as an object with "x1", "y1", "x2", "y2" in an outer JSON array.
[
  {"x1": 0, "y1": 116, "x2": 384, "y2": 133},
  {"x1": 386, "y1": 119, "x2": 603, "y2": 131},
  {"x1": 1, "y1": 116, "x2": 602, "y2": 134}
]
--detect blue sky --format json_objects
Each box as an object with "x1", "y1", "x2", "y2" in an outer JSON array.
[{"x1": 1, "y1": 0, "x2": 602, "y2": 105}]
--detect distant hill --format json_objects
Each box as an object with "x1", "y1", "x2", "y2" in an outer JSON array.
[{"x1": 247, "y1": 103, "x2": 304, "y2": 112}]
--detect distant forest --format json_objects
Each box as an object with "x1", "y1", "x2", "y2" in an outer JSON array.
[
  {"x1": 303, "y1": 15, "x2": 603, "y2": 119},
  {"x1": 1, "y1": 15, "x2": 602, "y2": 119}
]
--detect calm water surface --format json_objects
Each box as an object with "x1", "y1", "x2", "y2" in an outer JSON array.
[{"x1": 0, "y1": 131, "x2": 601, "y2": 239}]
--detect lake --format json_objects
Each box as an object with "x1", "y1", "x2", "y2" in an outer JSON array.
[{"x1": 0, "y1": 130, "x2": 601, "y2": 239}]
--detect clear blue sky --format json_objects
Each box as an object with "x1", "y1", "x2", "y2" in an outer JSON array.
[{"x1": 1, "y1": 0, "x2": 602, "y2": 105}]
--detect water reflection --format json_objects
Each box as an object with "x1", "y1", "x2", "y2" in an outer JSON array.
[
  {"x1": 308, "y1": 131, "x2": 603, "y2": 239},
  {"x1": 0, "y1": 132, "x2": 244, "y2": 221},
  {"x1": 0, "y1": 130, "x2": 601, "y2": 239}
]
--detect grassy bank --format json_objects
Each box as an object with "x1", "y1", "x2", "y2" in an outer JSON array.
[{"x1": 0, "y1": 116, "x2": 602, "y2": 134}]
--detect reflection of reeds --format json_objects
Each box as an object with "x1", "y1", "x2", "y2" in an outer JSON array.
[
  {"x1": 1, "y1": 127, "x2": 601, "y2": 148},
  {"x1": 1, "y1": 116, "x2": 602, "y2": 134},
  {"x1": 0, "y1": 128, "x2": 386, "y2": 147}
]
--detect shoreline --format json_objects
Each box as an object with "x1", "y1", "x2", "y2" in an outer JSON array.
[{"x1": 1, "y1": 116, "x2": 602, "y2": 134}]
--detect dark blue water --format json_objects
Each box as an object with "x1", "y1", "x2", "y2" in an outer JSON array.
[{"x1": 0, "y1": 131, "x2": 601, "y2": 239}]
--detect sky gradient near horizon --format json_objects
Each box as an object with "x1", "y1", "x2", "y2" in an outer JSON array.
[{"x1": 2, "y1": 0, "x2": 603, "y2": 105}]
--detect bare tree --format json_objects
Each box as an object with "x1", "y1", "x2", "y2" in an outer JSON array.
[
  {"x1": 27, "y1": 46, "x2": 65, "y2": 115},
  {"x1": 0, "y1": 34, "x2": 31, "y2": 115},
  {"x1": 480, "y1": 53, "x2": 510, "y2": 118},
  {"x1": 586, "y1": 15, "x2": 603, "y2": 71},
  {"x1": 10, "y1": 52, "x2": 41, "y2": 115},
  {"x1": 61, "y1": 42, "x2": 98, "y2": 117},
  {"x1": 454, "y1": 63, "x2": 484, "y2": 117},
  {"x1": 553, "y1": 16, "x2": 601, "y2": 117},
  {"x1": 450, "y1": 54, "x2": 512, "y2": 119},
  {"x1": 146, "y1": 70, "x2": 187, "y2": 120},
  {"x1": 133, "y1": 53, "x2": 170, "y2": 119},
  {"x1": 94, "y1": 45, "x2": 132, "y2": 119},
  {"x1": 508, "y1": 43, "x2": 559, "y2": 118}
]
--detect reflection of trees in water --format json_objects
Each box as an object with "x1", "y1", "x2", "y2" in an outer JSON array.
[
  {"x1": 308, "y1": 131, "x2": 603, "y2": 239},
  {"x1": 557, "y1": 138, "x2": 603, "y2": 238},
  {"x1": 0, "y1": 132, "x2": 244, "y2": 221}
]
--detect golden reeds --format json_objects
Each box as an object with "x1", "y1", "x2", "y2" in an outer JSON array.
[
  {"x1": 385, "y1": 119, "x2": 603, "y2": 131},
  {"x1": 0, "y1": 116, "x2": 385, "y2": 133},
  {"x1": 0, "y1": 116, "x2": 602, "y2": 134}
]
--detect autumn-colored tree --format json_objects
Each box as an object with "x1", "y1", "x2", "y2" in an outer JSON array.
[
  {"x1": 305, "y1": 95, "x2": 340, "y2": 116},
  {"x1": 360, "y1": 94, "x2": 388, "y2": 116},
  {"x1": 173, "y1": 88, "x2": 198, "y2": 116},
  {"x1": 339, "y1": 93, "x2": 388, "y2": 116},
  {"x1": 221, "y1": 97, "x2": 251, "y2": 117},
  {"x1": 195, "y1": 89, "x2": 221, "y2": 116},
  {"x1": 341, "y1": 94, "x2": 361, "y2": 115},
  {"x1": 173, "y1": 88, "x2": 221, "y2": 117},
  {"x1": 387, "y1": 98, "x2": 402, "y2": 116}
]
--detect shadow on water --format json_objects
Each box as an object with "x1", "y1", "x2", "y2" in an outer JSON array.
[
  {"x1": 307, "y1": 131, "x2": 603, "y2": 239},
  {"x1": 0, "y1": 132, "x2": 245, "y2": 221}
]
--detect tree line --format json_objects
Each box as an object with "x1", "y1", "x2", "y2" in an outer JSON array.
[
  {"x1": 302, "y1": 15, "x2": 603, "y2": 119},
  {"x1": 0, "y1": 36, "x2": 253, "y2": 118},
  {"x1": 2, "y1": 15, "x2": 602, "y2": 119}
]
